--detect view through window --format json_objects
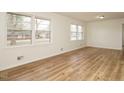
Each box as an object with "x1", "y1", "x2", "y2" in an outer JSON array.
[
  {"x1": 7, "y1": 13, "x2": 32, "y2": 46},
  {"x1": 70, "y1": 24, "x2": 83, "y2": 40},
  {"x1": 35, "y1": 18, "x2": 51, "y2": 43}
]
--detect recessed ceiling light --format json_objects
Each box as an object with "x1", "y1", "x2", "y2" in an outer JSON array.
[{"x1": 96, "y1": 15, "x2": 104, "y2": 19}]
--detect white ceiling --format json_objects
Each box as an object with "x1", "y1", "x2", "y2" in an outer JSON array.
[{"x1": 56, "y1": 12, "x2": 124, "y2": 22}]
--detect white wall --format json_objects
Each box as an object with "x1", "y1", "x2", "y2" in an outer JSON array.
[
  {"x1": 87, "y1": 19, "x2": 124, "y2": 50},
  {"x1": 122, "y1": 24, "x2": 124, "y2": 46},
  {"x1": 0, "y1": 12, "x2": 86, "y2": 71}
]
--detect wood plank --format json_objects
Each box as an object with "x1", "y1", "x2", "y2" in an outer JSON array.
[{"x1": 0, "y1": 47, "x2": 124, "y2": 81}]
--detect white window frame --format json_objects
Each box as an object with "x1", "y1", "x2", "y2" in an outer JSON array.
[
  {"x1": 6, "y1": 13, "x2": 32, "y2": 47},
  {"x1": 34, "y1": 17, "x2": 51, "y2": 44},
  {"x1": 6, "y1": 12, "x2": 51, "y2": 48},
  {"x1": 70, "y1": 24, "x2": 84, "y2": 41}
]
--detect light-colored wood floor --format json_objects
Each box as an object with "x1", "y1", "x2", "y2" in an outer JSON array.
[{"x1": 1, "y1": 47, "x2": 124, "y2": 81}]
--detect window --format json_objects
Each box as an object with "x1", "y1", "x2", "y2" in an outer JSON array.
[
  {"x1": 7, "y1": 13, "x2": 51, "y2": 47},
  {"x1": 70, "y1": 24, "x2": 83, "y2": 40},
  {"x1": 7, "y1": 13, "x2": 32, "y2": 46},
  {"x1": 35, "y1": 18, "x2": 51, "y2": 43}
]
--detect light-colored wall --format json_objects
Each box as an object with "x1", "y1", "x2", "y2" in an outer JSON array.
[
  {"x1": 0, "y1": 12, "x2": 86, "y2": 71},
  {"x1": 1, "y1": 12, "x2": 124, "y2": 71},
  {"x1": 122, "y1": 24, "x2": 124, "y2": 46},
  {"x1": 87, "y1": 19, "x2": 124, "y2": 50}
]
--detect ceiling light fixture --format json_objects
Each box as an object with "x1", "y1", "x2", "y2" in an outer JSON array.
[{"x1": 96, "y1": 15, "x2": 104, "y2": 19}]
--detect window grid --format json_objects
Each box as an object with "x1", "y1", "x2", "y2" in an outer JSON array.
[
  {"x1": 7, "y1": 13, "x2": 51, "y2": 47},
  {"x1": 7, "y1": 13, "x2": 32, "y2": 46},
  {"x1": 35, "y1": 18, "x2": 51, "y2": 43},
  {"x1": 70, "y1": 24, "x2": 83, "y2": 41}
]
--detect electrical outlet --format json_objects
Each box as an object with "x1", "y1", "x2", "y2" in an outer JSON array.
[{"x1": 17, "y1": 56, "x2": 24, "y2": 60}]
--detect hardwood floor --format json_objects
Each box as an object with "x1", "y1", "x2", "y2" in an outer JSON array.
[{"x1": 0, "y1": 47, "x2": 124, "y2": 81}]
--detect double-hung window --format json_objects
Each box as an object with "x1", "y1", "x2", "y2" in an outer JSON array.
[
  {"x1": 35, "y1": 18, "x2": 51, "y2": 43},
  {"x1": 7, "y1": 13, "x2": 51, "y2": 47},
  {"x1": 70, "y1": 24, "x2": 83, "y2": 41},
  {"x1": 7, "y1": 13, "x2": 32, "y2": 46}
]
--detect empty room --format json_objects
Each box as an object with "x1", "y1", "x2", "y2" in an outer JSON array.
[{"x1": 0, "y1": 12, "x2": 124, "y2": 81}]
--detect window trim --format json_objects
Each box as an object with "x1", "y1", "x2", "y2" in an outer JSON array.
[
  {"x1": 6, "y1": 12, "x2": 33, "y2": 47},
  {"x1": 34, "y1": 17, "x2": 52, "y2": 44},
  {"x1": 6, "y1": 12, "x2": 52, "y2": 48},
  {"x1": 70, "y1": 24, "x2": 84, "y2": 41}
]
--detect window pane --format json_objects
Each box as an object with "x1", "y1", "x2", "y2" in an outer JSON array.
[
  {"x1": 71, "y1": 32, "x2": 77, "y2": 37},
  {"x1": 71, "y1": 32, "x2": 77, "y2": 40},
  {"x1": 35, "y1": 19, "x2": 50, "y2": 31},
  {"x1": 7, "y1": 13, "x2": 31, "y2": 30},
  {"x1": 77, "y1": 32, "x2": 82, "y2": 40},
  {"x1": 71, "y1": 36, "x2": 76, "y2": 40},
  {"x1": 7, "y1": 30, "x2": 32, "y2": 46},
  {"x1": 78, "y1": 25, "x2": 82, "y2": 32},
  {"x1": 36, "y1": 31, "x2": 50, "y2": 40},
  {"x1": 70, "y1": 24, "x2": 77, "y2": 40},
  {"x1": 70, "y1": 24, "x2": 77, "y2": 32},
  {"x1": 35, "y1": 18, "x2": 51, "y2": 42},
  {"x1": 70, "y1": 24, "x2": 84, "y2": 41},
  {"x1": 7, "y1": 13, "x2": 32, "y2": 46}
]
